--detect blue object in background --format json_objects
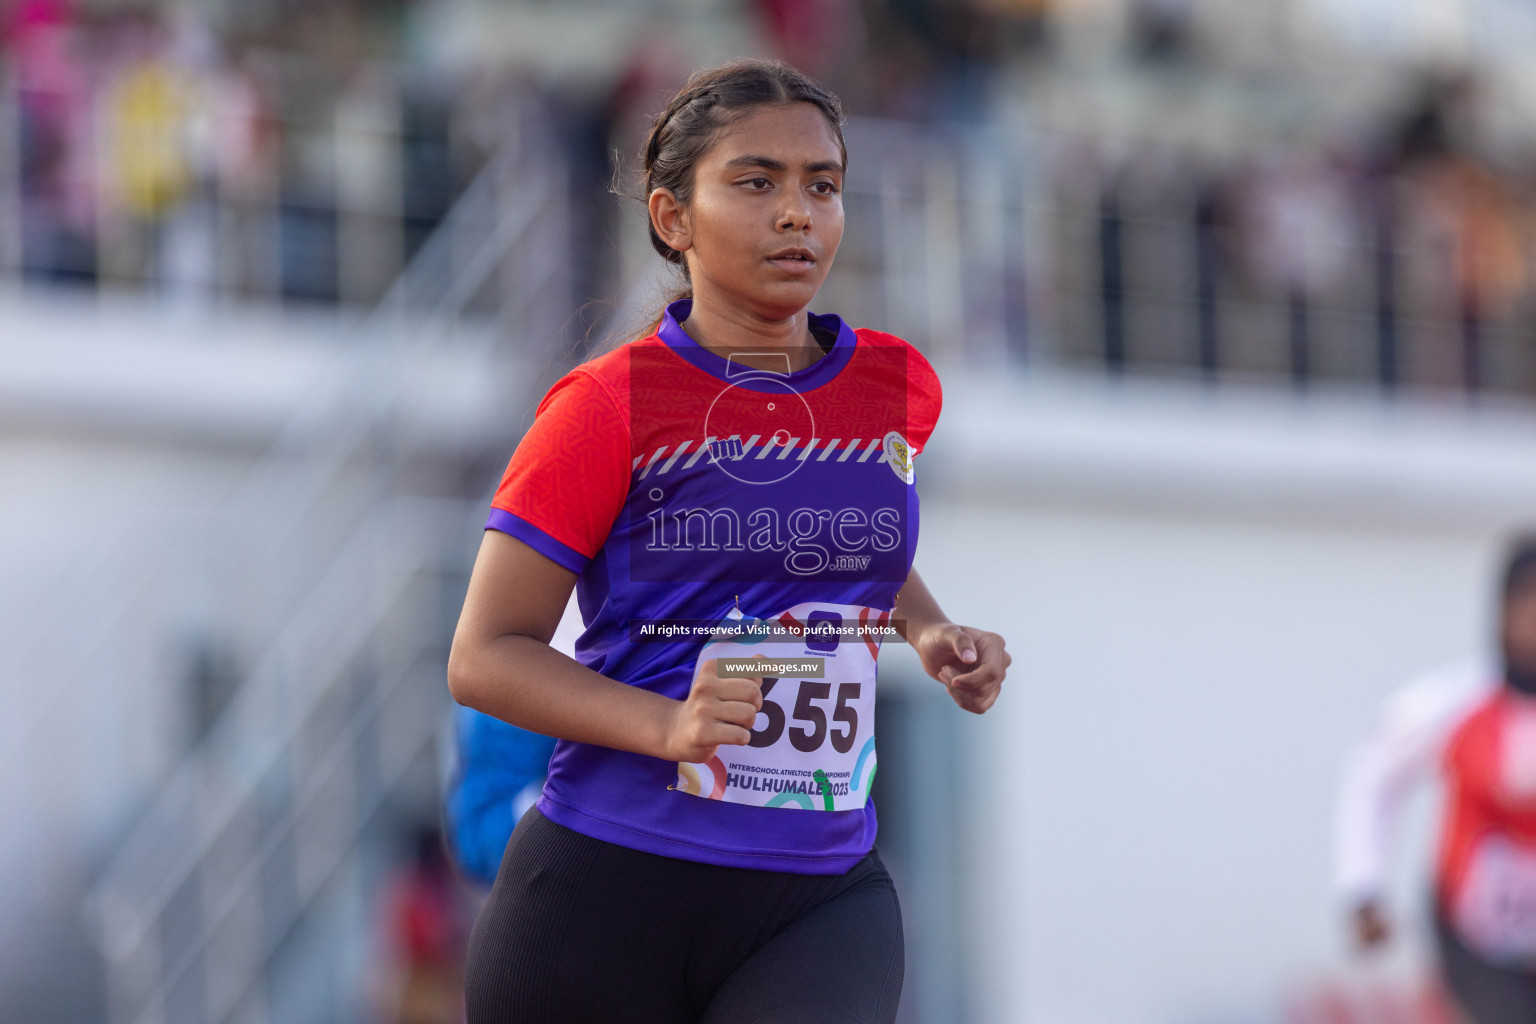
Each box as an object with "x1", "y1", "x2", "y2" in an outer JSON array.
[{"x1": 444, "y1": 705, "x2": 558, "y2": 886}]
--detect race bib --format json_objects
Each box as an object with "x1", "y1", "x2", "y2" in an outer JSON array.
[
  {"x1": 1452, "y1": 835, "x2": 1536, "y2": 965},
  {"x1": 674, "y1": 601, "x2": 889, "y2": 811}
]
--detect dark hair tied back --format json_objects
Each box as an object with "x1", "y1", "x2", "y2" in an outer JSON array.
[{"x1": 640, "y1": 58, "x2": 846, "y2": 279}]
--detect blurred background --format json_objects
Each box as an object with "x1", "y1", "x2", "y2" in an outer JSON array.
[{"x1": 5, "y1": 0, "x2": 1536, "y2": 1022}]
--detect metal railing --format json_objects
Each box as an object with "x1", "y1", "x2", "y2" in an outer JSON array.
[
  {"x1": 821, "y1": 118, "x2": 1536, "y2": 400},
  {"x1": 0, "y1": 54, "x2": 482, "y2": 309},
  {"x1": 89, "y1": 499, "x2": 458, "y2": 1024},
  {"x1": 77, "y1": 114, "x2": 572, "y2": 1024}
]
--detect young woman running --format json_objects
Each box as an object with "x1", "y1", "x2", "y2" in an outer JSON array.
[
  {"x1": 1335, "y1": 536, "x2": 1536, "y2": 1023},
  {"x1": 448, "y1": 58, "x2": 1011, "y2": 1024}
]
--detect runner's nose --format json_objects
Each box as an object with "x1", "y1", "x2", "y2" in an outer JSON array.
[{"x1": 778, "y1": 192, "x2": 811, "y2": 232}]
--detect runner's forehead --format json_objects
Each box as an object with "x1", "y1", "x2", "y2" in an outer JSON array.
[{"x1": 704, "y1": 105, "x2": 845, "y2": 173}]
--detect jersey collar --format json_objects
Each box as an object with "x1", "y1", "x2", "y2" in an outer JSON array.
[{"x1": 656, "y1": 298, "x2": 857, "y2": 393}]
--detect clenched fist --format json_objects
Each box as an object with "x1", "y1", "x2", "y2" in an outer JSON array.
[
  {"x1": 662, "y1": 655, "x2": 768, "y2": 763},
  {"x1": 913, "y1": 623, "x2": 1010, "y2": 714}
]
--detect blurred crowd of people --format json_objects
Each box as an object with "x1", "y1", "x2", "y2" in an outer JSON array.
[
  {"x1": 9, "y1": 0, "x2": 1536, "y2": 392},
  {"x1": 2, "y1": 0, "x2": 483, "y2": 306},
  {"x1": 0, "y1": 0, "x2": 1051, "y2": 315},
  {"x1": 1068, "y1": 68, "x2": 1536, "y2": 395}
]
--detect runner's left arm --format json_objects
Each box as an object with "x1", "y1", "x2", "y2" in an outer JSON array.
[{"x1": 893, "y1": 567, "x2": 1011, "y2": 715}]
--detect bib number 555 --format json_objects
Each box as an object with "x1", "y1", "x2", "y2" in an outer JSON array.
[{"x1": 749, "y1": 678, "x2": 861, "y2": 754}]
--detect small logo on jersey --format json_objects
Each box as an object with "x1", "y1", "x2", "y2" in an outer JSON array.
[
  {"x1": 882, "y1": 431, "x2": 913, "y2": 484},
  {"x1": 704, "y1": 379, "x2": 815, "y2": 486},
  {"x1": 708, "y1": 435, "x2": 746, "y2": 462}
]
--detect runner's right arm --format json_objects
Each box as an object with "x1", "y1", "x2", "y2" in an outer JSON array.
[
  {"x1": 447, "y1": 530, "x2": 762, "y2": 764},
  {"x1": 447, "y1": 370, "x2": 760, "y2": 764}
]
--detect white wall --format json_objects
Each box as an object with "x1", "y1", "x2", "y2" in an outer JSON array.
[
  {"x1": 896, "y1": 369, "x2": 1536, "y2": 1024},
  {"x1": 0, "y1": 293, "x2": 522, "y2": 935}
]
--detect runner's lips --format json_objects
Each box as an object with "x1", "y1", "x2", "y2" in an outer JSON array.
[{"x1": 767, "y1": 248, "x2": 816, "y2": 265}]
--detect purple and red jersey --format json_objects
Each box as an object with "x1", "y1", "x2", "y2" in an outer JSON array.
[{"x1": 485, "y1": 298, "x2": 942, "y2": 873}]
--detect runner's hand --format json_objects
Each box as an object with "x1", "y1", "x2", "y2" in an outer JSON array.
[
  {"x1": 914, "y1": 624, "x2": 1010, "y2": 714},
  {"x1": 663, "y1": 655, "x2": 767, "y2": 762}
]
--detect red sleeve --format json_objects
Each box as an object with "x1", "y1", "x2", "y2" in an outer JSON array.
[
  {"x1": 905, "y1": 341, "x2": 943, "y2": 455},
  {"x1": 485, "y1": 369, "x2": 632, "y2": 573}
]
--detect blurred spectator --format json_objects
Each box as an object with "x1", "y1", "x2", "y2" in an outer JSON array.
[
  {"x1": 1334, "y1": 537, "x2": 1536, "y2": 1023},
  {"x1": 443, "y1": 706, "x2": 557, "y2": 888},
  {"x1": 334, "y1": 66, "x2": 404, "y2": 305},
  {"x1": 1241, "y1": 153, "x2": 1356, "y2": 310},
  {"x1": 97, "y1": 10, "x2": 192, "y2": 287},
  {"x1": 855, "y1": 0, "x2": 1012, "y2": 121},
  {"x1": 0, "y1": 0, "x2": 478, "y2": 308},
  {"x1": 207, "y1": 46, "x2": 282, "y2": 299},
  {"x1": 0, "y1": 0, "x2": 1533, "y2": 404},
  {"x1": 1377, "y1": 70, "x2": 1529, "y2": 392},
  {"x1": 1131, "y1": 0, "x2": 1196, "y2": 62},
  {"x1": 1415, "y1": 154, "x2": 1528, "y2": 390},
  {"x1": 371, "y1": 827, "x2": 472, "y2": 1024},
  {"x1": 1236, "y1": 151, "x2": 1359, "y2": 382},
  {"x1": 753, "y1": 0, "x2": 862, "y2": 81},
  {"x1": 8, "y1": 0, "x2": 95, "y2": 283}
]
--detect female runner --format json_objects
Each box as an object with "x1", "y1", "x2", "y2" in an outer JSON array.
[
  {"x1": 1336, "y1": 536, "x2": 1536, "y2": 1023},
  {"x1": 448, "y1": 58, "x2": 1011, "y2": 1024}
]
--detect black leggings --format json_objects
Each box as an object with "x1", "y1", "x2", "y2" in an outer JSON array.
[
  {"x1": 1435, "y1": 911, "x2": 1536, "y2": 1024},
  {"x1": 464, "y1": 806, "x2": 904, "y2": 1024}
]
